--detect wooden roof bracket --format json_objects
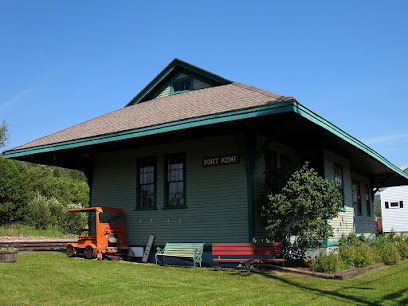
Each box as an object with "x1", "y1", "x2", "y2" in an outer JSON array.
[{"x1": 371, "y1": 174, "x2": 393, "y2": 197}]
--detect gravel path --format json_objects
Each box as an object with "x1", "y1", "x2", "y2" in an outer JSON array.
[{"x1": 0, "y1": 235, "x2": 77, "y2": 242}]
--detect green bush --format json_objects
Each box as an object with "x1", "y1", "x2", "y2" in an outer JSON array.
[
  {"x1": 312, "y1": 233, "x2": 406, "y2": 273},
  {"x1": 339, "y1": 233, "x2": 367, "y2": 246},
  {"x1": 339, "y1": 242, "x2": 379, "y2": 268},
  {"x1": 260, "y1": 163, "x2": 343, "y2": 262},
  {"x1": 25, "y1": 194, "x2": 54, "y2": 229},
  {"x1": 380, "y1": 242, "x2": 401, "y2": 265},
  {"x1": 310, "y1": 252, "x2": 340, "y2": 273},
  {"x1": 60, "y1": 203, "x2": 88, "y2": 234},
  {"x1": 24, "y1": 193, "x2": 87, "y2": 233},
  {"x1": 395, "y1": 237, "x2": 408, "y2": 259},
  {"x1": 0, "y1": 153, "x2": 89, "y2": 226}
]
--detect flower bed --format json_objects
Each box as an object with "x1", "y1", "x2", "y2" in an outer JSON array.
[
  {"x1": 0, "y1": 247, "x2": 18, "y2": 263},
  {"x1": 310, "y1": 233, "x2": 408, "y2": 274}
]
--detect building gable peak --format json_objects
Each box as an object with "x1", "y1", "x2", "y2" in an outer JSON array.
[{"x1": 125, "y1": 58, "x2": 233, "y2": 106}]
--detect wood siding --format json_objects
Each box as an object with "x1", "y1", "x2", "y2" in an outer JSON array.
[
  {"x1": 380, "y1": 185, "x2": 408, "y2": 233},
  {"x1": 154, "y1": 72, "x2": 213, "y2": 99},
  {"x1": 324, "y1": 149, "x2": 355, "y2": 242},
  {"x1": 92, "y1": 135, "x2": 248, "y2": 246}
]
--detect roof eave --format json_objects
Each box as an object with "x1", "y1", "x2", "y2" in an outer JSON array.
[
  {"x1": 4, "y1": 100, "x2": 408, "y2": 187},
  {"x1": 3, "y1": 101, "x2": 295, "y2": 159}
]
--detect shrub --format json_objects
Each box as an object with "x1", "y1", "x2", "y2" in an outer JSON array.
[
  {"x1": 339, "y1": 233, "x2": 366, "y2": 246},
  {"x1": 60, "y1": 203, "x2": 88, "y2": 234},
  {"x1": 310, "y1": 252, "x2": 340, "y2": 273},
  {"x1": 395, "y1": 237, "x2": 408, "y2": 259},
  {"x1": 260, "y1": 163, "x2": 343, "y2": 262},
  {"x1": 380, "y1": 242, "x2": 401, "y2": 265},
  {"x1": 339, "y1": 242, "x2": 379, "y2": 267},
  {"x1": 24, "y1": 193, "x2": 87, "y2": 233},
  {"x1": 0, "y1": 247, "x2": 16, "y2": 251},
  {"x1": 25, "y1": 194, "x2": 54, "y2": 229}
]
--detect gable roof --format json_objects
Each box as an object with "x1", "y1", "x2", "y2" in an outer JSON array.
[
  {"x1": 5, "y1": 82, "x2": 294, "y2": 154},
  {"x1": 3, "y1": 59, "x2": 408, "y2": 188},
  {"x1": 126, "y1": 58, "x2": 232, "y2": 106}
]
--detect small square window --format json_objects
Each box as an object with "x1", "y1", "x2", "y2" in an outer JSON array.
[{"x1": 172, "y1": 79, "x2": 191, "y2": 93}]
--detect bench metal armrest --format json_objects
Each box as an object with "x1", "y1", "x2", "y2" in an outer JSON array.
[{"x1": 156, "y1": 247, "x2": 164, "y2": 255}]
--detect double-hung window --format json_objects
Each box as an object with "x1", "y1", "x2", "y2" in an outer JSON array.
[
  {"x1": 334, "y1": 163, "x2": 345, "y2": 208},
  {"x1": 365, "y1": 184, "x2": 371, "y2": 216},
  {"x1": 137, "y1": 157, "x2": 157, "y2": 209},
  {"x1": 353, "y1": 181, "x2": 362, "y2": 215},
  {"x1": 165, "y1": 153, "x2": 186, "y2": 208}
]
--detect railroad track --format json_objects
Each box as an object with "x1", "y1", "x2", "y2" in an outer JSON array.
[{"x1": 0, "y1": 240, "x2": 77, "y2": 251}]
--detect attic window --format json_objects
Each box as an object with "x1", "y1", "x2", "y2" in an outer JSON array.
[{"x1": 172, "y1": 79, "x2": 191, "y2": 93}]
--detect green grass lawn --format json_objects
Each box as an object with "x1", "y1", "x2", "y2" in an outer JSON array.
[
  {"x1": 1, "y1": 252, "x2": 407, "y2": 305},
  {"x1": 0, "y1": 224, "x2": 75, "y2": 238}
]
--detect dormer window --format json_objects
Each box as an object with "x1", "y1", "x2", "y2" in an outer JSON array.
[{"x1": 172, "y1": 79, "x2": 192, "y2": 94}]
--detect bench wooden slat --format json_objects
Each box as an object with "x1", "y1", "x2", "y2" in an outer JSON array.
[
  {"x1": 213, "y1": 243, "x2": 281, "y2": 247},
  {"x1": 212, "y1": 242, "x2": 284, "y2": 267},
  {"x1": 155, "y1": 242, "x2": 204, "y2": 268},
  {"x1": 213, "y1": 258, "x2": 285, "y2": 263},
  {"x1": 213, "y1": 250, "x2": 282, "y2": 255},
  {"x1": 212, "y1": 246, "x2": 281, "y2": 251}
]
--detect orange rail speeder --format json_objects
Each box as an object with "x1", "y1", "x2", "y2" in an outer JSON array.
[{"x1": 66, "y1": 207, "x2": 129, "y2": 260}]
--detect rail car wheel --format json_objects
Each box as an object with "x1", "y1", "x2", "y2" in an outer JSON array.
[
  {"x1": 66, "y1": 245, "x2": 76, "y2": 257},
  {"x1": 84, "y1": 246, "x2": 96, "y2": 259}
]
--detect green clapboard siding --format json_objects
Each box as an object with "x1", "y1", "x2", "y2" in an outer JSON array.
[
  {"x1": 153, "y1": 72, "x2": 214, "y2": 99},
  {"x1": 92, "y1": 135, "x2": 248, "y2": 246},
  {"x1": 324, "y1": 149, "x2": 354, "y2": 243}
]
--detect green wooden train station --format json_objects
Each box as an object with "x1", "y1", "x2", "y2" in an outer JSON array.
[{"x1": 4, "y1": 59, "x2": 408, "y2": 260}]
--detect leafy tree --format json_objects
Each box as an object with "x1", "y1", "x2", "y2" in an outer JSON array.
[
  {"x1": 260, "y1": 162, "x2": 343, "y2": 262},
  {"x1": 0, "y1": 155, "x2": 33, "y2": 224},
  {"x1": 0, "y1": 154, "x2": 89, "y2": 228},
  {"x1": 0, "y1": 124, "x2": 89, "y2": 230},
  {"x1": 0, "y1": 120, "x2": 9, "y2": 149},
  {"x1": 24, "y1": 193, "x2": 87, "y2": 232},
  {"x1": 28, "y1": 166, "x2": 89, "y2": 206}
]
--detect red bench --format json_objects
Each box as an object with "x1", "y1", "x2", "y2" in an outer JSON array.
[{"x1": 212, "y1": 243, "x2": 284, "y2": 268}]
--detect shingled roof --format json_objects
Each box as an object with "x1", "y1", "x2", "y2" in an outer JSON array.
[
  {"x1": 7, "y1": 82, "x2": 294, "y2": 151},
  {"x1": 4, "y1": 59, "x2": 408, "y2": 188}
]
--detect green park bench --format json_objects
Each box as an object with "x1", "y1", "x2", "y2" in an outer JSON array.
[{"x1": 155, "y1": 242, "x2": 204, "y2": 268}]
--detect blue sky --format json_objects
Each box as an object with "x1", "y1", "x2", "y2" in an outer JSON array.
[{"x1": 1, "y1": 1, "x2": 407, "y2": 167}]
